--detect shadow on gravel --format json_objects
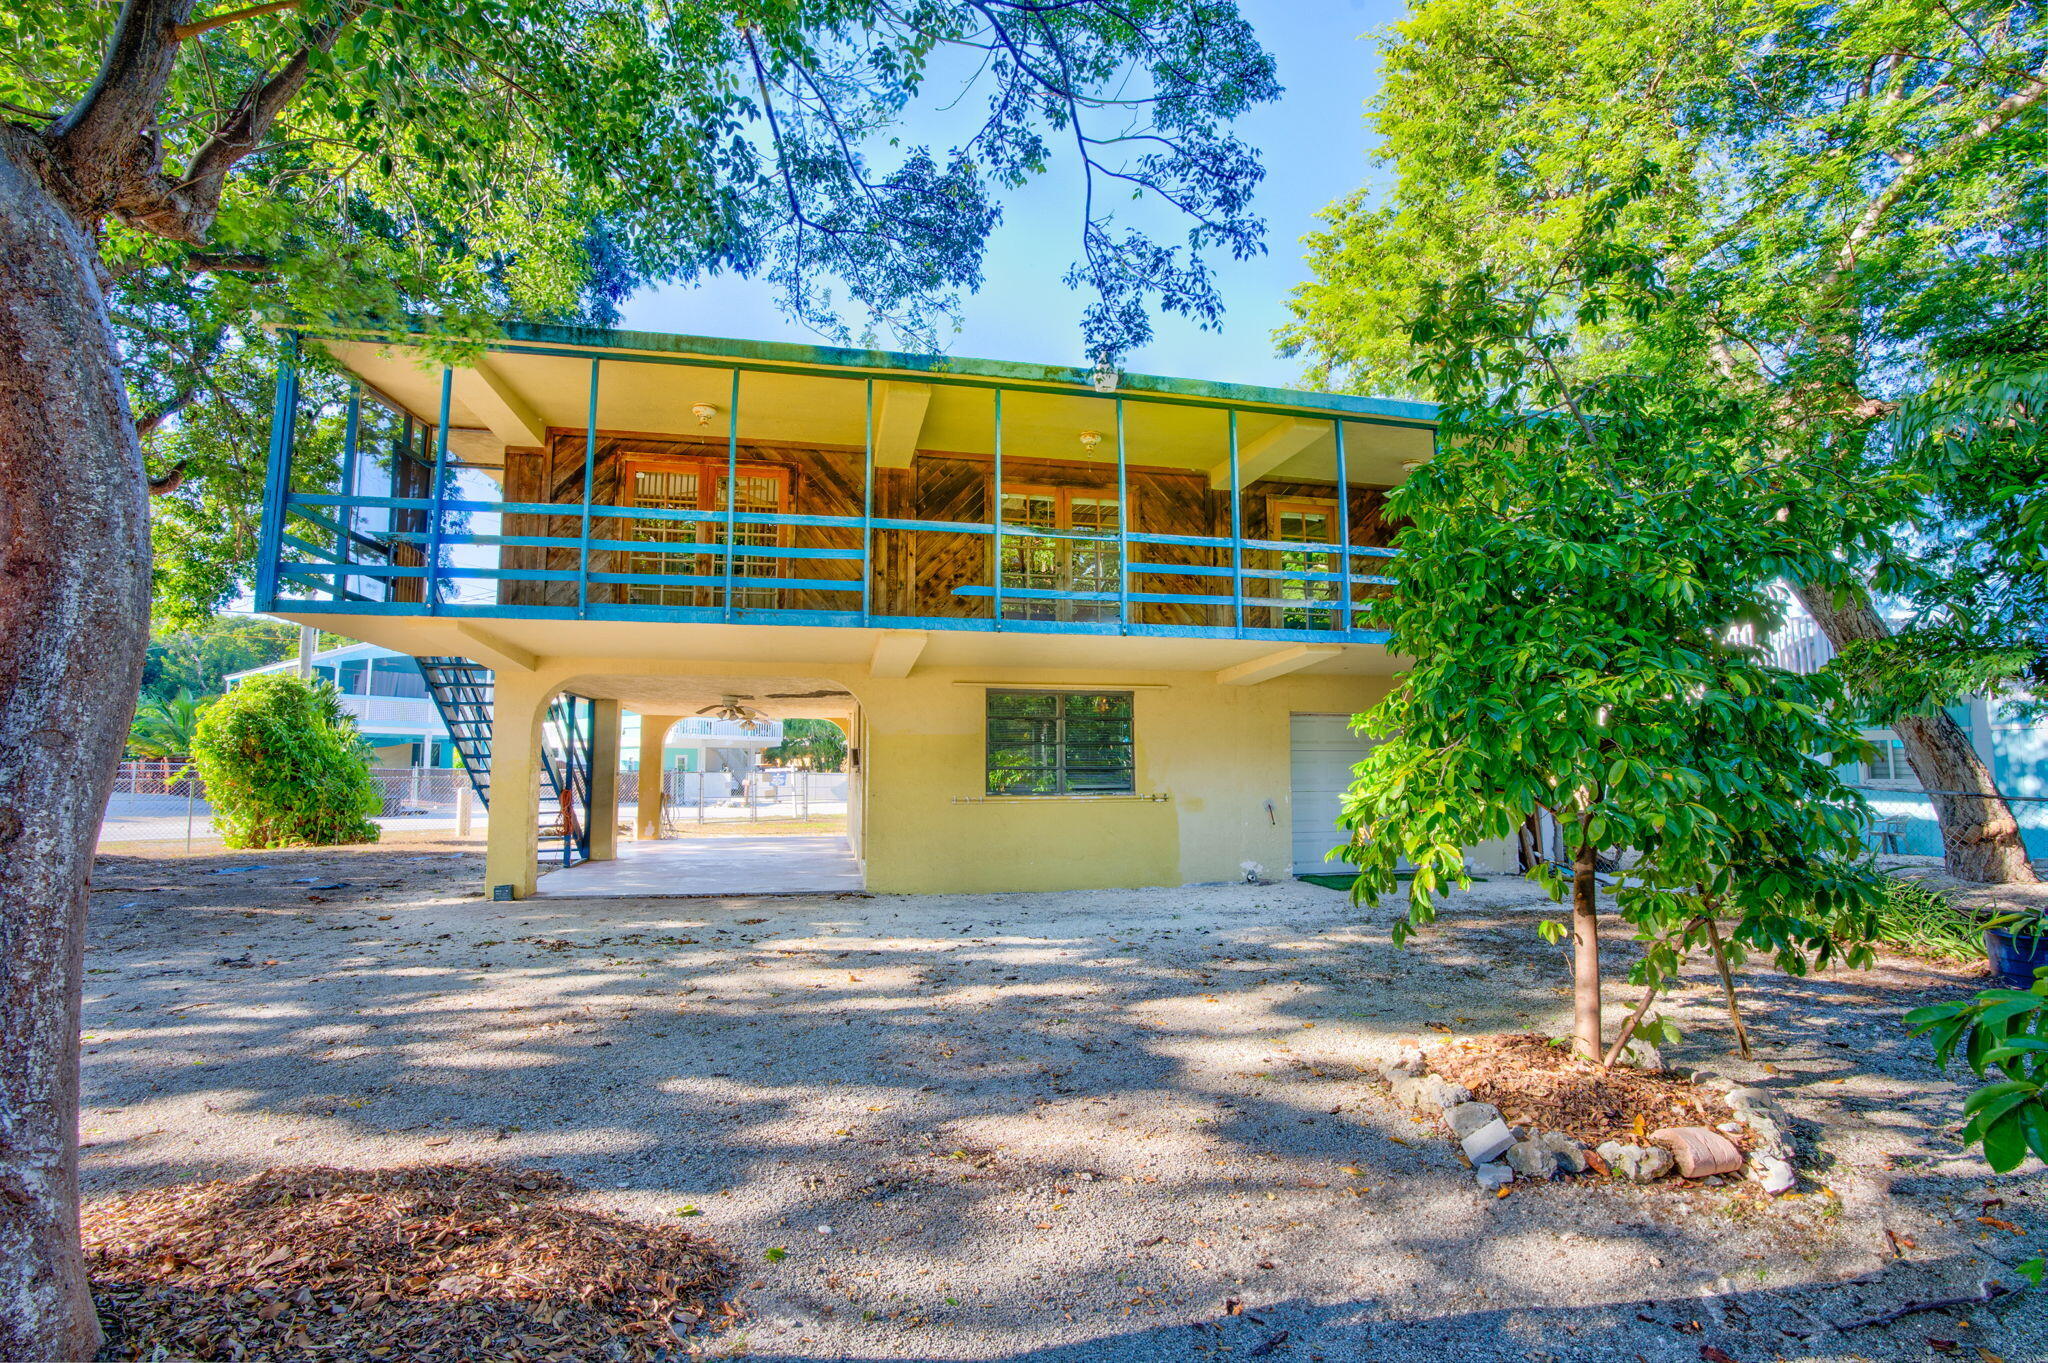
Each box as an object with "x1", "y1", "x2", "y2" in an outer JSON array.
[{"x1": 78, "y1": 846, "x2": 2046, "y2": 1363}]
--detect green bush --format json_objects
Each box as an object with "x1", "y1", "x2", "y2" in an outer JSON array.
[
  {"x1": 189, "y1": 675, "x2": 381, "y2": 848},
  {"x1": 1870, "y1": 877, "x2": 1986, "y2": 964}
]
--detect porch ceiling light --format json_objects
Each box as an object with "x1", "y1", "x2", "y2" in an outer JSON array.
[
  {"x1": 1077, "y1": 430, "x2": 1104, "y2": 451},
  {"x1": 691, "y1": 402, "x2": 718, "y2": 427}
]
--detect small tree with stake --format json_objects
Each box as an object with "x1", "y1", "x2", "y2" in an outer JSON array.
[{"x1": 1338, "y1": 244, "x2": 1887, "y2": 1063}]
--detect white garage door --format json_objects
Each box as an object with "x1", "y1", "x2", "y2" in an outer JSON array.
[
  {"x1": 1289, "y1": 713, "x2": 1521, "y2": 878},
  {"x1": 1290, "y1": 714, "x2": 1369, "y2": 875}
]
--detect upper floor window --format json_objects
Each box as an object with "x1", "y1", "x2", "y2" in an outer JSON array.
[
  {"x1": 986, "y1": 690, "x2": 1134, "y2": 795},
  {"x1": 623, "y1": 454, "x2": 791, "y2": 608},
  {"x1": 1863, "y1": 737, "x2": 1912, "y2": 785}
]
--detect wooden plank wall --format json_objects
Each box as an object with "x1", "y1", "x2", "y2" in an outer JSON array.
[{"x1": 492, "y1": 430, "x2": 1395, "y2": 626}]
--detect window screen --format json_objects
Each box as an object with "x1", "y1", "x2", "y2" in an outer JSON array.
[{"x1": 986, "y1": 690, "x2": 1134, "y2": 795}]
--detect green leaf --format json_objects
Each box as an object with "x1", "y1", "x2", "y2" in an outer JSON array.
[{"x1": 764, "y1": 1246, "x2": 788, "y2": 1263}]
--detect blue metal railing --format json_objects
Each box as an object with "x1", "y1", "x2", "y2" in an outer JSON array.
[
  {"x1": 265, "y1": 484, "x2": 1398, "y2": 642},
  {"x1": 255, "y1": 350, "x2": 1402, "y2": 645}
]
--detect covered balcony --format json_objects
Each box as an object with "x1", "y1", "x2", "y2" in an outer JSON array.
[{"x1": 256, "y1": 325, "x2": 1430, "y2": 661}]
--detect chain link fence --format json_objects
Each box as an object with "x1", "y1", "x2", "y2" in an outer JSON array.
[
  {"x1": 615, "y1": 768, "x2": 848, "y2": 834},
  {"x1": 98, "y1": 761, "x2": 484, "y2": 855}
]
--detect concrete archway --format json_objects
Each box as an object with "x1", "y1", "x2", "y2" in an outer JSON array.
[{"x1": 532, "y1": 673, "x2": 864, "y2": 899}]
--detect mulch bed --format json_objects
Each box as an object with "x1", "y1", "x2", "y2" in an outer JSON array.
[
  {"x1": 87, "y1": 1163, "x2": 733, "y2": 1362},
  {"x1": 1426, "y1": 1032, "x2": 1750, "y2": 1151}
]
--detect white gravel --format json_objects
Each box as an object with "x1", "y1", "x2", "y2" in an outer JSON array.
[{"x1": 81, "y1": 844, "x2": 2048, "y2": 1360}]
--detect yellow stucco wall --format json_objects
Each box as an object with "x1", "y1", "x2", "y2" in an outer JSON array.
[
  {"x1": 857, "y1": 667, "x2": 1390, "y2": 894},
  {"x1": 317, "y1": 624, "x2": 1404, "y2": 899}
]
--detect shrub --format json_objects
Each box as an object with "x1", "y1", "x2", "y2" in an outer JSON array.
[
  {"x1": 1870, "y1": 878, "x2": 1987, "y2": 964},
  {"x1": 189, "y1": 675, "x2": 381, "y2": 848}
]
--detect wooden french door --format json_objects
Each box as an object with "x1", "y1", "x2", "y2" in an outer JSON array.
[
  {"x1": 623, "y1": 455, "x2": 791, "y2": 609},
  {"x1": 998, "y1": 484, "x2": 1121, "y2": 622}
]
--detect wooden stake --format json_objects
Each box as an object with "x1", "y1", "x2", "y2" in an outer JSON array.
[{"x1": 1703, "y1": 912, "x2": 1753, "y2": 1060}]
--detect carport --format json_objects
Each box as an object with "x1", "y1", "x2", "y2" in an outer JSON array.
[{"x1": 531, "y1": 833, "x2": 863, "y2": 898}]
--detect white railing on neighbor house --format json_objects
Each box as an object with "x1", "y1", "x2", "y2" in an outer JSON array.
[{"x1": 346, "y1": 694, "x2": 445, "y2": 730}]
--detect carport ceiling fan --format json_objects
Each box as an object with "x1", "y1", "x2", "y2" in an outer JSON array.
[{"x1": 699, "y1": 695, "x2": 768, "y2": 729}]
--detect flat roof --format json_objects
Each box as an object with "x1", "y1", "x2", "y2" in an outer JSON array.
[{"x1": 303, "y1": 319, "x2": 1438, "y2": 428}]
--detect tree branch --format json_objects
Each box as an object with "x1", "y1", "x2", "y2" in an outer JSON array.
[
  {"x1": 174, "y1": 0, "x2": 302, "y2": 41},
  {"x1": 49, "y1": 0, "x2": 196, "y2": 216}
]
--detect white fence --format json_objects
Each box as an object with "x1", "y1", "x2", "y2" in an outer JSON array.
[
  {"x1": 621, "y1": 768, "x2": 848, "y2": 829},
  {"x1": 98, "y1": 761, "x2": 481, "y2": 854}
]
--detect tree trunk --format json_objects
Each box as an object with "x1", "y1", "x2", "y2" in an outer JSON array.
[
  {"x1": 1570, "y1": 837, "x2": 1602, "y2": 1059},
  {"x1": 1792, "y1": 581, "x2": 2038, "y2": 885},
  {"x1": 0, "y1": 132, "x2": 153, "y2": 1362}
]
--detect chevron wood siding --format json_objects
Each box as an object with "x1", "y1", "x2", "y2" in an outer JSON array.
[{"x1": 495, "y1": 437, "x2": 1394, "y2": 626}]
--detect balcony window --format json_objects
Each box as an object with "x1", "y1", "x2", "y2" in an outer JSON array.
[
  {"x1": 986, "y1": 690, "x2": 1134, "y2": 795},
  {"x1": 1266, "y1": 497, "x2": 1341, "y2": 631}
]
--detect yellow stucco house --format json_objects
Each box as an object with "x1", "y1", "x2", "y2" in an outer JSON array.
[{"x1": 256, "y1": 323, "x2": 1489, "y2": 896}]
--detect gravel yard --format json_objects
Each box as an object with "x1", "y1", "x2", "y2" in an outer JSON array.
[{"x1": 81, "y1": 844, "x2": 2048, "y2": 1361}]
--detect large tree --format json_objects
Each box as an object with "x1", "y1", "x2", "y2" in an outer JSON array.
[
  {"x1": 0, "y1": 2, "x2": 1276, "y2": 1354},
  {"x1": 1281, "y1": 0, "x2": 2048, "y2": 884},
  {"x1": 1342, "y1": 244, "x2": 1883, "y2": 1061}
]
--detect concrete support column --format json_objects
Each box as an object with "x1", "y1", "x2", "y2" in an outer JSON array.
[
  {"x1": 636, "y1": 713, "x2": 681, "y2": 839},
  {"x1": 587, "y1": 698, "x2": 621, "y2": 862},
  {"x1": 482, "y1": 672, "x2": 553, "y2": 900}
]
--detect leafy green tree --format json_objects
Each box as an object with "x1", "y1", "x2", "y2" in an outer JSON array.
[
  {"x1": 1281, "y1": 0, "x2": 2047, "y2": 885},
  {"x1": 126, "y1": 688, "x2": 211, "y2": 759},
  {"x1": 1340, "y1": 244, "x2": 1884, "y2": 1061},
  {"x1": 1842, "y1": 316, "x2": 2048, "y2": 714},
  {"x1": 140, "y1": 615, "x2": 308, "y2": 702},
  {"x1": 767, "y1": 718, "x2": 849, "y2": 771},
  {"x1": 188, "y1": 675, "x2": 380, "y2": 847},
  {"x1": 0, "y1": 3, "x2": 1276, "y2": 1351}
]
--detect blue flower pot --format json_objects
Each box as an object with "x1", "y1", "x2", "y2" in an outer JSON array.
[{"x1": 1985, "y1": 927, "x2": 2048, "y2": 990}]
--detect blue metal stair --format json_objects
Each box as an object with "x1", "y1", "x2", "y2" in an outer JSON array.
[
  {"x1": 416, "y1": 657, "x2": 495, "y2": 804},
  {"x1": 414, "y1": 657, "x2": 594, "y2": 867}
]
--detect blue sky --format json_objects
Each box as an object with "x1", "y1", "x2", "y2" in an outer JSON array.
[{"x1": 620, "y1": 2, "x2": 1407, "y2": 392}]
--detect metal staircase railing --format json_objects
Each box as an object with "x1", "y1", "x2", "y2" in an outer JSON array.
[
  {"x1": 413, "y1": 657, "x2": 592, "y2": 868},
  {"x1": 415, "y1": 657, "x2": 495, "y2": 804},
  {"x1": 539, "y1": 693, "x2": 594, "y2": 868}
]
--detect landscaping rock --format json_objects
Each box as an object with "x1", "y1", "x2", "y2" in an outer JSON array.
[
  {"x1": 1375, "y1": 1047, "x2": 1426, "y2": 1081},
  {"x1": 1445, "y1": 1101, "x2": 1503, "y2": 1141},
  {"x1": 1747, "y1": 1153, "x2": 1797, "y2": 1195},
  {"x1": 1615, "y1": 1039, "x2": 1666, "y2": 1073},
  {"x1": 1649, "y1": 1126, "x2": 1743, "y2": 1179},
  {"x1": 1724, "y1": 1087, "x2": 1796, "y2": 1161},
  {"x1": 1533, "y1": 1129, "x2": 1588, "y2": 1174},
  {"x1": 1461, "y1": 1117, "x2": 1515, "y2": 1166},
  {"x1": 1391, "y1": 1073, "x2": 1471, "y2": 1113},
  {"x1": 1595, "y1": 1141, "x2": 1674, "y2": 1183},
  {"x1": 1504, "y1": 1139, "x2": 1559, "y2": 1180},
  {"x1": 1474, "y1": 1161, "x2": 1514, "y2": 1192}
]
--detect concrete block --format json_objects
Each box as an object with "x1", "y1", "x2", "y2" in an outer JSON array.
[{"x1": 1461, "y1": 1117, "x2": 1515, "y2": 1166}]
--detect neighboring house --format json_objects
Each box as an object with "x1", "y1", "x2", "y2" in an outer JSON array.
[
  {"x1": 1762, "y1": 613, "x2": 2048, "y2": 859},
  {"x1": 228, "y1": 641, "x2": 456, "y2": 769},
  {"x1": 254, "y1": 322, "x2": 1517, "y2": 896},
  {"x1": 621, "y1": 713, "x2": 787, "y2": 777}
]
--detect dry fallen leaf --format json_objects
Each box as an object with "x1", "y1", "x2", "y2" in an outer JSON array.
[{"x1": 1977, "y1": 1216, "x2": 2020, "y2": 1233}]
